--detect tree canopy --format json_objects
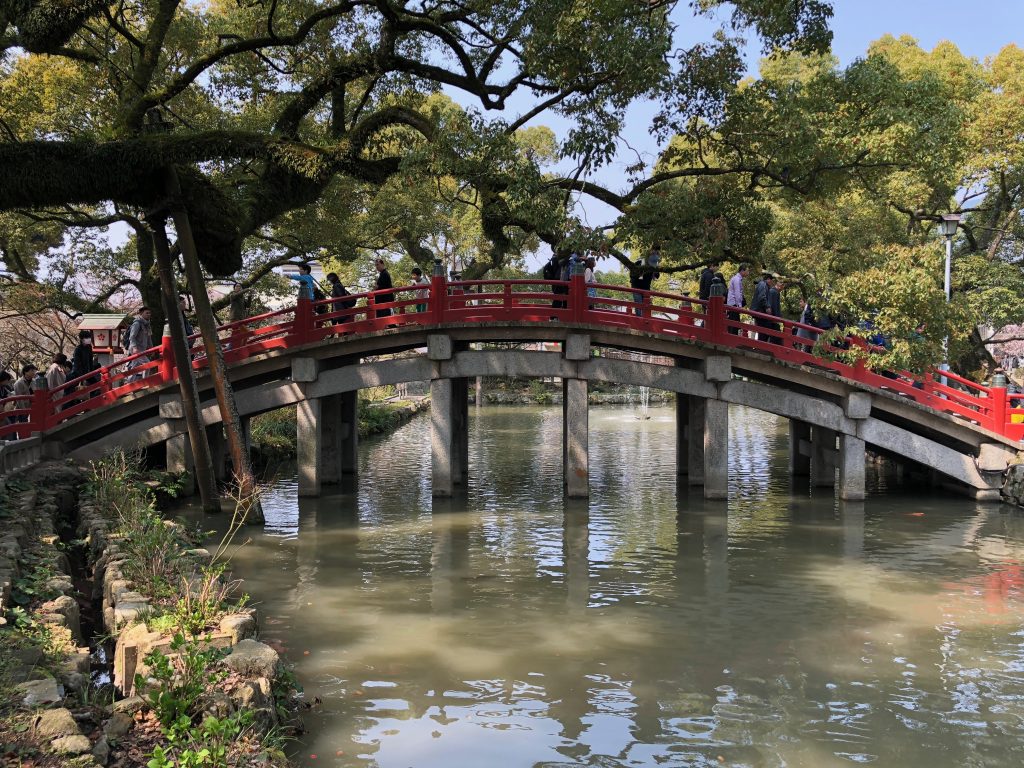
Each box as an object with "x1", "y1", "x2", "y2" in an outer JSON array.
[{"x1": 0, "y1": 3, "x2": 1021, "y2": 375}]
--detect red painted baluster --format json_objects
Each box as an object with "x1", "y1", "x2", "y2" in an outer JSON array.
[
  {"x1": 293, "y1": 296, "x2": 313, "y2": 345},
  {"x1": 159, "y1": 334, "x2": 175, "y2": 384},
  {"x1": 990, "y1": 384, "x2": 1007, "y2": 434},
  {"x1": 431, "y1": 264, "x2": 446, "y2": 324},
  {"x1": 707, "y1": 296, "x2": 724, "y2": 343},
  {"x1": 30, "y1": 387, "x2": 49, "y2": 434},
  {"x1": 504, "y1": 282, "x2": 513, "y2": 320},
  {"x1": 100, "y1": 368, "x2": 115, "y2": 405},
  {"x1": 570, "y1": 265, "x2": 585, "y2": 323}
]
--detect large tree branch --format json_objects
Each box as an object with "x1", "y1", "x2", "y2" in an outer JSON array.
[{"x1": 124, "y1": 1, "x2": 368, "y2": 130}]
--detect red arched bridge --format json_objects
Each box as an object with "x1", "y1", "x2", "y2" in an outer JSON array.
[{"x1": 2, "y1": 273, "x2": 1020, "y2": 500}]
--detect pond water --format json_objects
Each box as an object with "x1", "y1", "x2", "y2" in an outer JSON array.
[{"x1": 181, "y1": 404, "x2": 1024, "y2": 768}]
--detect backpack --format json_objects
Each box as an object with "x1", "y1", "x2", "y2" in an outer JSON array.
[
  {"x1": 311, "y1": 282, "x2": 327, "y2": 313},
  {"x1": 542, "y1": 259, "x2": 559, "y2": 281},
  {"x1": 120, "y1": 321, "x2": 135, "y2": 352}
]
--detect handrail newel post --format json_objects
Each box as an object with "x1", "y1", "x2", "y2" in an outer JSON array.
[
  {"x1": 159, "y1": 335, "x2": 175, "y2": 383},
  {"x1": 707, "y1": 296, "x2": 725, "y2": 342},
  {"x1": 570, "y1": 265, "x2": 585, "y2": 323},
  {"x1": 30, "y1": 387, "x2": 49, "y2": 433},
  {"x1": 991, "y1": 384, "x2": 1008, "y2": 433},
  {"x1": 294, "y1": 296, "x2": 313, "y2": 345},
  {"x1": 431, "y1": 267, "x2": 446, "y2": 324}
]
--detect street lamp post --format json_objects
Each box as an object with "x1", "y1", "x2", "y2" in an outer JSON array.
[{"x1": 939, "y1": 213, "x2": 961, "y2": 381}]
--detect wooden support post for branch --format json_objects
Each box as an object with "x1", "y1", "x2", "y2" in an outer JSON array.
[
  {"x1": 150, "y1": 217, "x2": 220, "y2": 513},
  {"x1": 163, "y1": 167, "x2": 264, "y2": 524}
]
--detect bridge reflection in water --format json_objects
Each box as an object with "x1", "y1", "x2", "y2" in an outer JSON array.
[{"x1": 181, "y1": 405, "x2": 1024, "y2": 768}]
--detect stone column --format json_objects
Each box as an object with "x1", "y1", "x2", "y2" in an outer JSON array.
[
  {"x1": 429, "y1": 335, "x2": 455, "y2": 498},
  {"x1": 703, "y1": 399, "x2": 729, "y2": 499},
  {"x1": 206, "y1": 424, "x2": 227, "y2": 483},
  {"x1": 810, "y1": 426, "x2": 837, "y2": 488},
  {"x1": 319, "y1": 393, "x2": 344, "y2": 487},
  {"x1": 340, "y1": 390, "x2": 359, "y2": 475},
  {"x1": 687, "y1": 396, "x2": 706, "y2": 485},
  {"x1": 431, "y1": 377, "x2": 454, "y2": 497},
  {"x1": 295, "y1": 396, "x2": 321, "y2": 497},
  {"x1": 838, "y1": 434, "x2": 866, "y2": 500},
  {"x1": 452, "y1": 377, "x2": 469, "y2": 486},
  {"x1": 789, "y1": 419, "x2": 811, "y2": 476},
  {"x1": 702, "y1": 356, "x2": 731, "y2": 500},
  {"x1": 159, "y1": 394, "x2": 197, "y2": 495},
  {"x1": 165, "y1": 432, "x2": 195, "y2": 496},
  {"x1": 563, "y1": 378, "x2": 589, "y2": 498},
  {"x1": 676, "y1": 392, "x2": 688, "y2": 476},
  {"x1": 839, "y1": 392, "x2": 871, "y2": 501},
  {"x1": 562, "y1": 333, "x2": 590, "y2": 498},
  {"x1": 292, "y1": 357, "x2": 322, "y2": 497}
]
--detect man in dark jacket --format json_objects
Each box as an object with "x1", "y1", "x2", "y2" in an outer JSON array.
[
  {"x1": 751, "y1": 273, "x2": 776, "y2": 342},
  {"x1": 373, "y1": 258, "x2": 394, "y2": 317},
  {"x1": 766, "y1": 274, "x2": 783, "y2": 344},
  {"x1": 698, "y1": 262, "x2": 718, "y2": 302},
  {"x1": 630, "y1": 248, "x2": 660, "y2": 317}
]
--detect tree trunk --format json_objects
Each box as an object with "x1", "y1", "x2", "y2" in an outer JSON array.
[
  {"x1": 150, "y1": 218, "x2": 220, "y2": 513},
  {"x1": 163, "y1": 167, "x2": 264, "y2": 524}
]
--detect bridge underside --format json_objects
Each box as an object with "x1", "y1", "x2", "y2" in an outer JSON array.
[{"x1": 47, "y1": 325, "x2": 1016, "y2": 503}]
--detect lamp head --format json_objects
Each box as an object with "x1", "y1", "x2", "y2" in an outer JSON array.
[{"x1": 939, "y1": 213, "x2": 961, "y2": 238}]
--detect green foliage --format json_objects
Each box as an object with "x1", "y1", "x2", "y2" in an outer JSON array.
[
  {"x1": 171, "y1": 565, "x2": 248, "y2": 638},
  {"x1": 358, "y1": 401, "x2": 408, "y2": 438},
  {"x1": 528, "y1": 379, "x2": 553, "y2": 405},
  {"x1": 86, "y1": 450, "x2": 242, "y2": 632},
  {"x1": 139, "y1": 634, "x2": 254, "y2": 768},
  {"x1": 140, "y1": 634, "x2": 227, "y2": 729}
]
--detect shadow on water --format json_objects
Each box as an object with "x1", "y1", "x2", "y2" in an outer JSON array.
[{"x1": 178, "y1": 404, "x2": 1024, "y2": 768}]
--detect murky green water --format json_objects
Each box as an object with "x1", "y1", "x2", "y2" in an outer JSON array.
[{"x1": 184, "y1": 405, "x2": 1024, "y2": 767}]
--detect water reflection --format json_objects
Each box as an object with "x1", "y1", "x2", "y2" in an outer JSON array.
[{"x1": 181, "y1": 405, "x2": 1024, "y2": 767}]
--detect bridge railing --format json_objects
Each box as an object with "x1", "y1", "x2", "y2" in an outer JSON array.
[{"x1": 3, "y1": 272, "x2": 1022, "y2": 443}]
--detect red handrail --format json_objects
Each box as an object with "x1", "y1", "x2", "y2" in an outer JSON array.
[{"x1": 4, "y1": 273, "x2": 1019, "y2": 443}]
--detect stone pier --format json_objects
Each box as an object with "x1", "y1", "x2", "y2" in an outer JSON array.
[
  {"x1": 563, "y1": 334, "x2": 590, "y2": 498},
  {"x1": 701, "y1": 356, "x2": 731, "y2": 500},
  {"x1": 788, "y1": 419, "x2": 811, "y2": 477},
  {"x1": 293, "y1": 357, "x2": 359, "y2": 497}
]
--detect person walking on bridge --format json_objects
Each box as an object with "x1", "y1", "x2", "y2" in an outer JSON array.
[
  {"x1": 751, "y1": 273, "x2": 776, "y2": 343},
  {"x1": 726, "y1": 264, "x2": 748, "y2": 335},
  {"x1": 286, "y1": 262, "x2": 317, "y2": 301},
  {"x1": 13, "y1": 364, "x2": 36, "y2": 437},
  {"x1": 374, "y1": 258, "x2": 394, "y2": 318},
  {"x1": 410, "y1": 267, "x2": 431, "y2": 313},
  {"x1": 766, "y1": 274, "x2": 783, "y2": 345},
  {"x1": 698, "y1": 261, "x2": 718, "y2": 302},
  {"x1": 126, "y1": 307, "x2": 153, "y2": 382},
  {"x1": 326, "y1": 272, "x2": 356, "y2": 324}
]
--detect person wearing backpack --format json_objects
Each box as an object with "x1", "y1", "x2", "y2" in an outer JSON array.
[
  {"x1": 543, "y1": 255, "x2": 565, "y2": 312},
  {"x1": 125, "y1": 307, "x2": 153, "y2": 382},
  {"x1": 326, "y1": 272, "x2": 356, "y2": 324}
]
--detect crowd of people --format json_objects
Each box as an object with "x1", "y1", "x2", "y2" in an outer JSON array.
[
  {"x1": 1, "y1": 329, "x2": 102, "y2": 438},
  {"x1": 0, "y1": 254, "x2": 938, "y2": 440}
]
